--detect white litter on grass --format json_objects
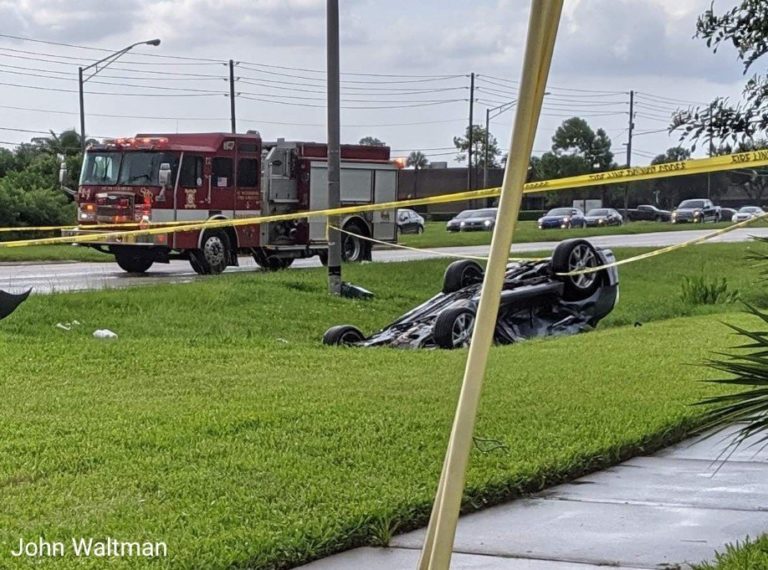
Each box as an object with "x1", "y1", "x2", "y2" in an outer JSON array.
[
  {"x1": 93, "y1": 329, "x2": 118, "y2": 340},
  {"x1": 55, "y1": 320, "x2": 82, "y2": 331}
]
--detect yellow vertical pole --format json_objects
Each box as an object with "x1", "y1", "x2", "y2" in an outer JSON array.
[{"x1": 417, "y1": 2, "x2": 564, "y2": 568}]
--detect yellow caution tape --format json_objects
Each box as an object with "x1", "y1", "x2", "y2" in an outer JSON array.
[
  {"x1": 557, "y1": 211, "x2": 768, "y2": 276},
  {"x1": 330, "y1": 225, "x2": 544, "y2": 262},
  {"x1": 2, "y1": 150, "x2": 768, "y2": 248}
]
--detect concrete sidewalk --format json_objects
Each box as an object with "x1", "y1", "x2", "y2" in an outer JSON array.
[{"x1": 297, "y1": 425, "x2": 768, "y2": 569}]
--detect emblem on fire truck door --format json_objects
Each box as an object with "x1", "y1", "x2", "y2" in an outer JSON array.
[{"x1": 184, "y1": 188, "x2": 196, "y2": 209}]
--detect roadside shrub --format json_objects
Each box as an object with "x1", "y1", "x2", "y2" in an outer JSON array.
[
  {"x1": 696, "y1": 306, "x2": 768, "y2": 451},
  {"x1": 680, "y1": 275, "x2": 739, "y2": 305}
]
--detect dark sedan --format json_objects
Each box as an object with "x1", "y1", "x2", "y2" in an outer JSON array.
[
  {"x1": 447, "y1": 208, "x2": 497, "y2": 232},
  {"x1": 585, "y1": 208, "x2": 623, "y2": 227},
  {"x1": 538, "y1": 207, "x2": 587, "y2": 229},
  {"x1": 446, "y1": 209, "x2": 477, "y2": 232}
]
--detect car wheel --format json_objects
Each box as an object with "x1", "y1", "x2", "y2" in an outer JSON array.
[
  {"x1": 417, "y1": 224, "x2": 425, "y2": 234},
  {"x1": 190, "y1": 231, "x2": 230, "y2": 275},
  {"x1": 322, "y1": 325, "x2": 365, "y2": 346},
  {"x1": 317, "y1": 250, "x2": 328, "y2": 266},
  {"x1": 115, "y1": 249, "x2": 154, "y2": 274},
  {"x1": 551, "y1": 239, "x2": 602, "y2": 301},
  {"x1": 341, "y1": 222, "x2": 370, "y2": 262},
  {"x1": 442, "y1": 260, "x2": 484, "y2": 293},
  {"x1": 253, "y1": 248, "x2": 293, "y2": 271},
  {"x1": 433, "y1": 305, "x2": 476, "y2": 349},
  {"x1": 655, "y1": 215, "x2": 662, "y2": 222}
]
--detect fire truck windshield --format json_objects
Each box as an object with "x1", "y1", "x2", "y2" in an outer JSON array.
[{"x1": 80, "y1": 151, "x2": 178, "y2": 186}]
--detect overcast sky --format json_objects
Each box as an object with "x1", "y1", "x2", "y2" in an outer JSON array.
[{"x1": 0, "y1": 0, "x2": 748, "y2": 166}]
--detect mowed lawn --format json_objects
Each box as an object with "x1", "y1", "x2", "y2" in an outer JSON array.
[
  {"x1": 0, "y1": 243, "x2": 765, "y2": 569},
  {"x1": 3, "y1": 218, "x2": 765, "y2": 264},
  {"x1": 399, "y1": 219, "x2": 768, "y2": 249}
]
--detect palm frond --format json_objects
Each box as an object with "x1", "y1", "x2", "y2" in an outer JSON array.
[{"x1": 696, "y1": 306, "x2": 768, "y2": 451}]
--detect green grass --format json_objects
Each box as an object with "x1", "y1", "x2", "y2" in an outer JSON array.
[
  {"x1": 1, "y1": 218, "x2": 761, "y2": 264},
  {"x1": 0, "y1": 244, "x2": 111, "y2": 263},
  {"x1": 400, "y1": 220, "x2": 767, "y2": 249},
  {"x1": 695, "y1": 536, "x2": 768, "y2": 569},
  {"x1": 0, "y1": 242, "x2": 764, "y2": 568}
]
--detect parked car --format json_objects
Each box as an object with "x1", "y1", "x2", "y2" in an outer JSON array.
[
  {"x1": 322, "y1": 239, "x2": 619, "y2": 349},
  {"x1": 720, "y1": 207, "x2": 737, "y2": 222},
  {"x1": 446, "y1": 210, "x2": 477, "y2": 232},
  {"x1": 538, "y1": 207, "x2": 587, "y2": 229},
  {"x1": 732, "y1": 206, "x2": 765, "y2": 222},
  {"x1": 671, "y1": 199, "x2": 721, "y2": 223},
  {"x1": 626, "y1": 205, "x2": 671, "y2": 222},
  {"x1": 585, "y1": 208, "x2": 623, "y2": 227},
  {"x1": 447, "y1": 208, "x2": 498, "y2": 232},
  {"x1": 396, "y1": 208, "x2": 425, "y2": 234}
]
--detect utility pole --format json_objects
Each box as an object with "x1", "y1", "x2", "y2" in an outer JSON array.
[
  {"x1": 79, "y1": 67, "x2": 86, "y2": 154},
  {"x1": 483, "y1": 107, "x2": 490, "y2": 189},
  {"x1": 624, "y1": 89, "x2": 634, "y2": 218},
  {"x1": 467, "y1": 72, "x2": 475, "y2": 192},
  {"x1": 707, "y1": 101, "x2": 714, "y2": 199},
  {"x1": 229, "y1": 59, "x2": 237, "y2": 134},
  {"x1": 326, "y1": 0, "x2": 342, "y2": 296}
]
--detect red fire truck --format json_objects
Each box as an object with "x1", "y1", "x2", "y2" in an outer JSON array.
[{"x1": 61, "y1": 132, "x2": 398, "y2": 274}]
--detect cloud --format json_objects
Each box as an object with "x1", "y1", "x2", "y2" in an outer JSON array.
[
  {"x1": 3, "y1": 0, "x2": 144, "y2": 42},
  {"x1": 551, "y1": 0, "x2": 743, "y2": 84}
]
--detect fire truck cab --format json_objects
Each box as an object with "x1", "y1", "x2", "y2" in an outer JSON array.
[{"x1": 65, "y1": 132, "x2": 398, "y2": 274}]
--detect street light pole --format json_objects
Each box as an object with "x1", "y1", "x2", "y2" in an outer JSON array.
[
  {"x1": 483, "y1": 92, "x2": 549, "y2": 192},
  {"x1": 78, "y1": 38, "x2": 161, "y2": 154}
]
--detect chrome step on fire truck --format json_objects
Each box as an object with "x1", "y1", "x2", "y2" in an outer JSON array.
[{"x1": 61, "y1": 132, "x2": 398, "y2": 274}]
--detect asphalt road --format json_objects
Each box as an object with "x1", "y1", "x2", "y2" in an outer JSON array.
[{"x1": 2, "y1": 227, "x2": 767, "y2": 295}]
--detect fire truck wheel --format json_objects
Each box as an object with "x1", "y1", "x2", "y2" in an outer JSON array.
[
  {"x1": 115, "y1": 249, "x2": 154, "y2": 274},
  {"x1": 341, "y1": 222, "x2": 370, "y2": 262},
  {"x1": 190, "y1": 231, "x2": 230, "y2": 275},
  {"x1": 252, "y1": 248, "x2": 293, "y2": 271}
]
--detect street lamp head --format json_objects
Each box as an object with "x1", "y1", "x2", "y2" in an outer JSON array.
[{"x1": 146, "y1": 39, "x2": 161, "y2": 46}]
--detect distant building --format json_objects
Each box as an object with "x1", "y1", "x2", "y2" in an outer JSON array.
[{"x1": 398, "y1": 167, "x2": 546, "y2": 218}]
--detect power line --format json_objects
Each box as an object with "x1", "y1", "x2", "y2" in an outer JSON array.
[
  {"x1": 239, "y1": 94, "x2": 465, "y2": 109},
  {"x1": 0, "y1": 33, "x2": 225, "y2": 64},
  {"x1": 0, "y1": 68, "x2": 228, "y2": 94},
  {"x1": 636, "y1": 91, "x2": 708, "y2": 107},
  {"x1": 239, "y1": 62, "x2": 465, "y2": 85},
  {"x1": 0, "y1": 79, "x2": 224, "y2": 97},
  {"x1": 0, "y1": 45, "x2": 221, "y2": 66},
  {"x1": 477, "y1": 73, "x2": 626, "y2": 95},
  {"x1": 0, "y1": 61, "x2": 228, "y2": 82},
  {"x1": 0, "y1": 103, "x2": 467, "y2": 128}
]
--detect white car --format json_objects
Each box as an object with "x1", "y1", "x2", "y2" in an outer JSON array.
[{"x1": 732, "y1": 206, "x2": 765, "y2": 222}]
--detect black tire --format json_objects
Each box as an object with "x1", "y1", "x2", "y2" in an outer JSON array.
[
  {"x1": 655, "y1": 215, "x2": 662, "y2": 222},
  {"x1": 433, "y1": 305, "x2": 476, "y2": 349},
  {"x1": 190, "y1": 231, "x2": 230, "y2": 275},
  {"x1": 341, "y1": 222, "x2": 370, "y2": 262},
  {"x1": 551, "y1": 239, "x2": 602, "y2": 301},
  {"x1": 253, "y1": 248, "x2": 293, "y2": 271},
  {"x1": 417, "y1": 224, "x2": 425, "y2": 234},
  {"x1": 442, "y1": 260, "x2": 484, "y2": 293},
  {"x1": 322, "y1": 325, "x2": 365, "y2": 346},
  {"x1": 115, "y1": 249, "x2": 154, "y2": 274},
  {"x1": 317, "y1": 250, "x2": 328, "y2": 266}
]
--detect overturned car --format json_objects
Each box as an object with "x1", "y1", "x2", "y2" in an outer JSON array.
[
  {"x1": 0, "y1": 289, "x2": 30, "y2": 322},
  {"x1": 323, "y1": 239, "x2": 618, "y2": 349}
]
